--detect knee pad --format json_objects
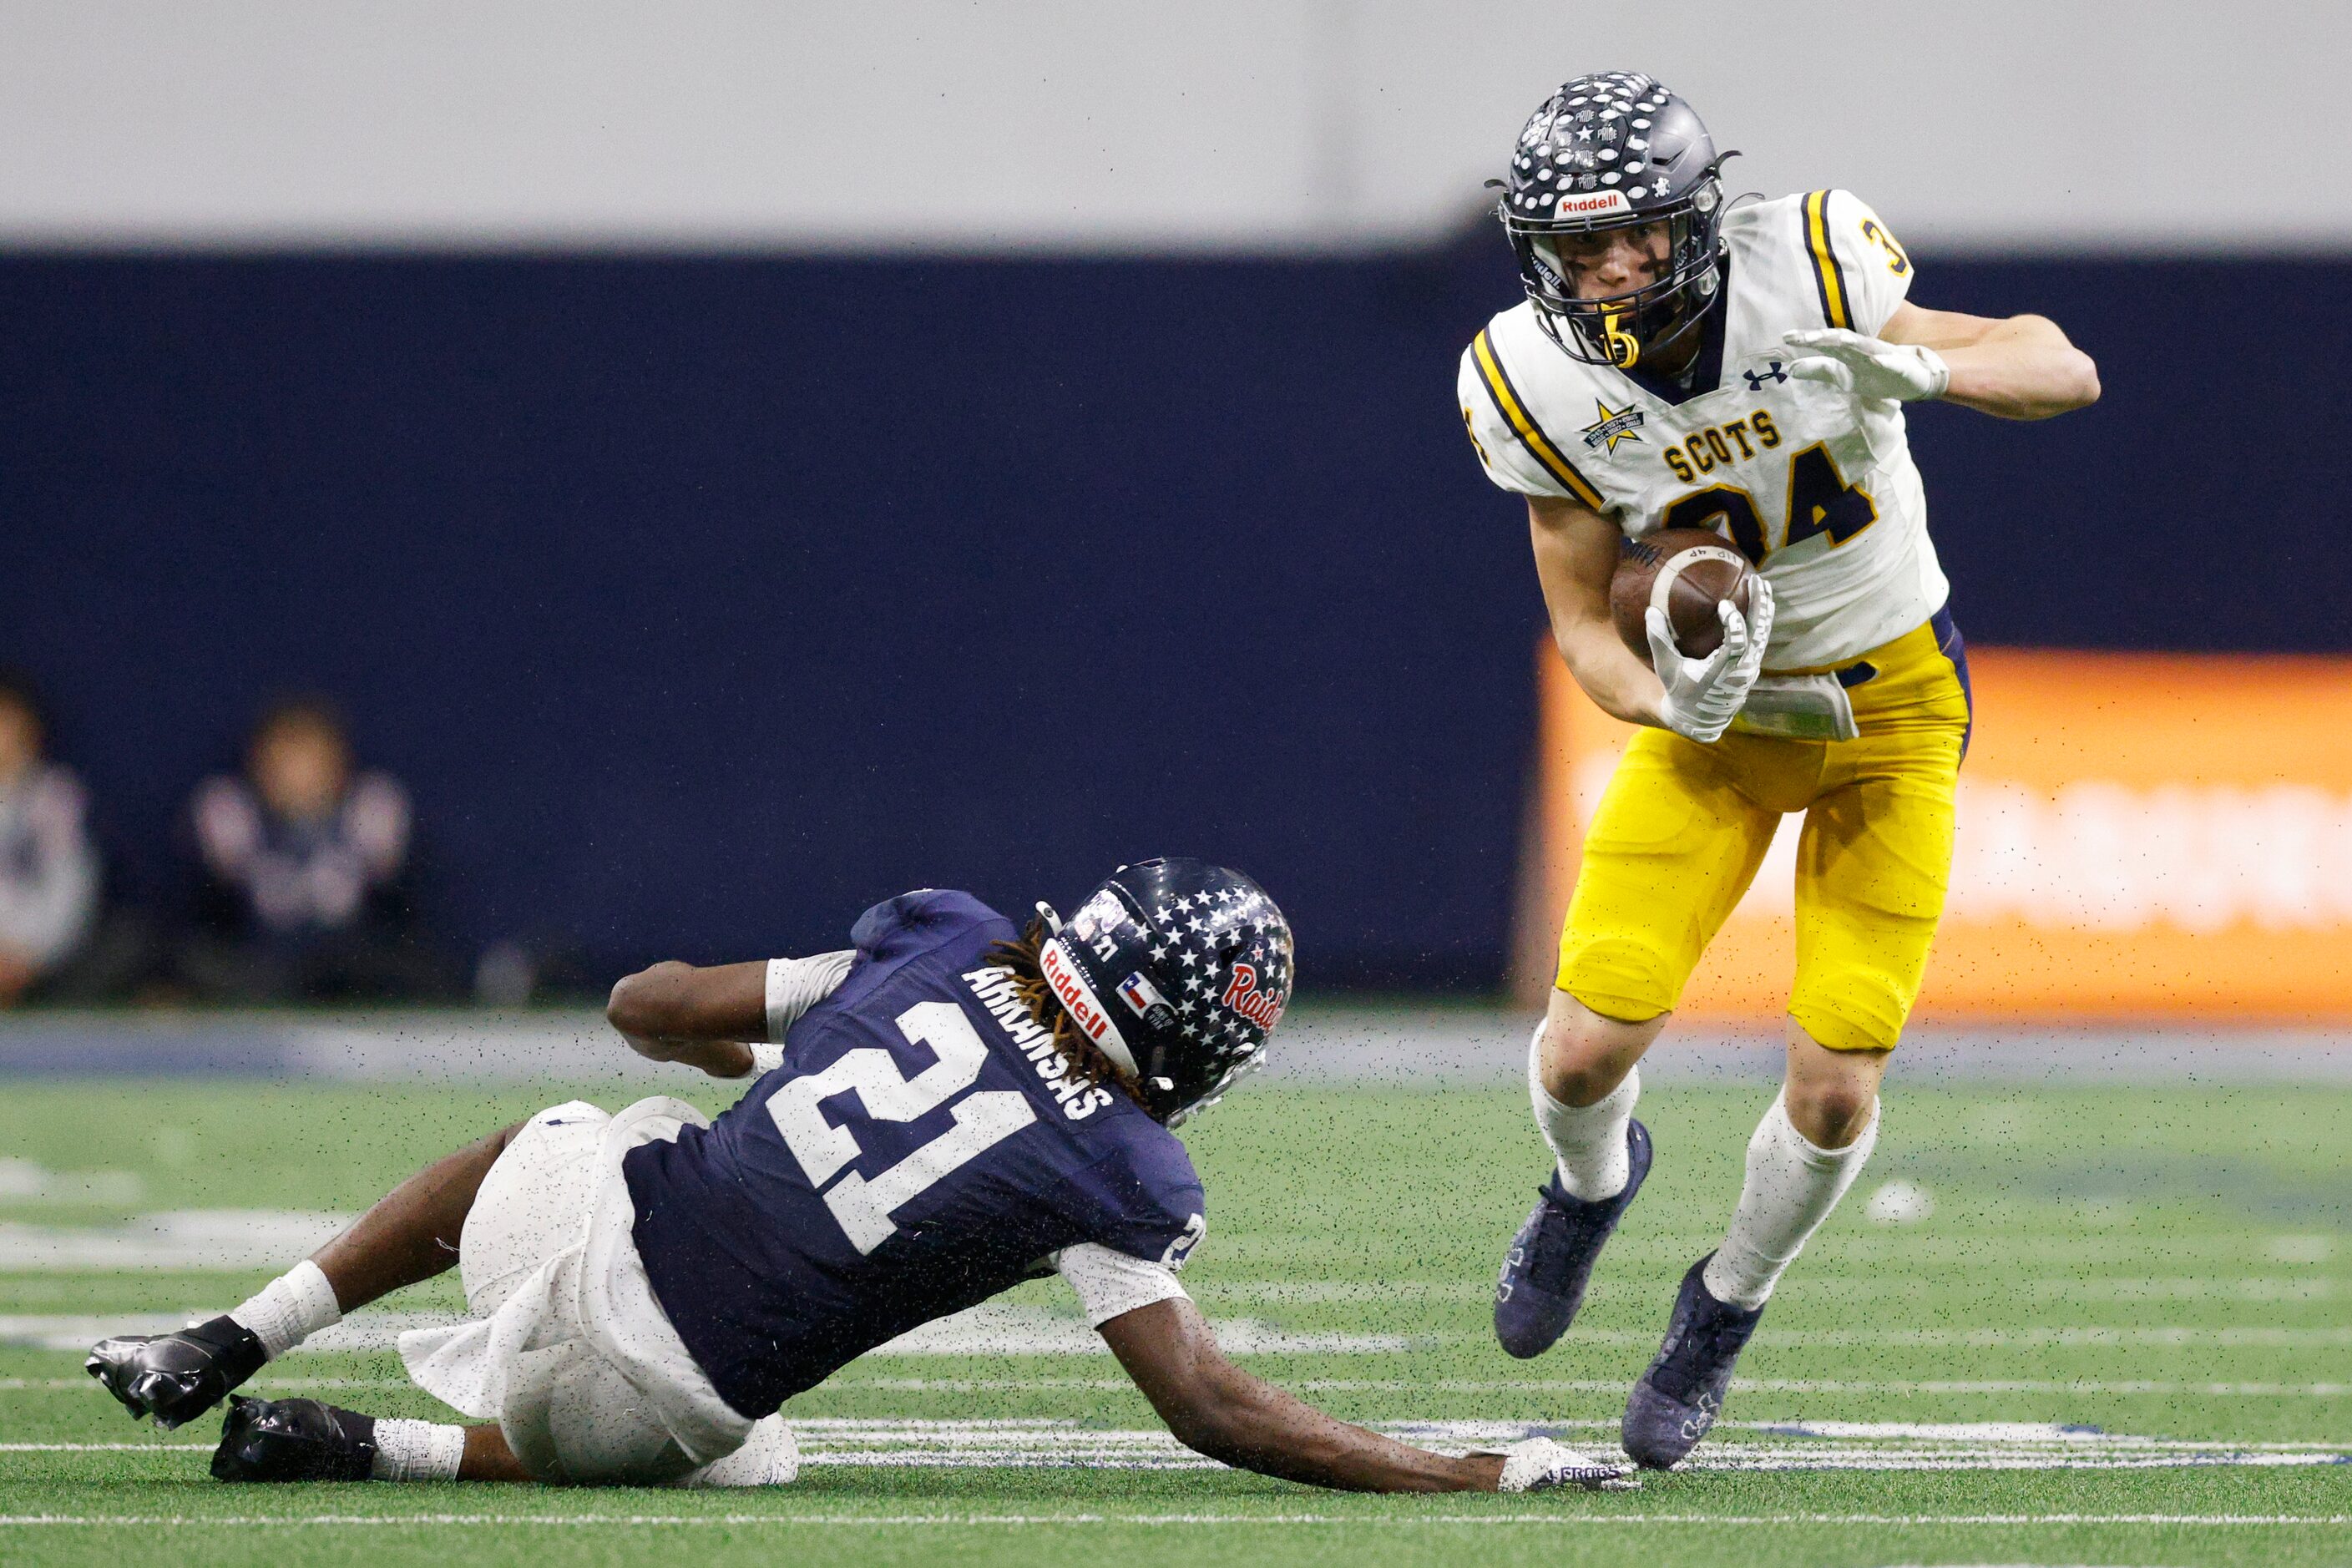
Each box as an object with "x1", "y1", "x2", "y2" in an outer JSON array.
[
  {"x1": 1788, "y1": 974, "x2": 1909, "y2": 1054},
  {"x1": 1557, "y1": 935, "x2": 1677, "y2": 1025}
]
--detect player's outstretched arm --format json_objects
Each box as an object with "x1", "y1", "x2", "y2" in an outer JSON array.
[
  {"x1": 1877, "y1": 301, "x2": 2101, "y2": 420},
  {"x1": 606, "y1": 959, "x2": 766, "y2": 1079},
  {"x1": 1100, "y1": 1296, "x2": 1502, "y2": 1491}
]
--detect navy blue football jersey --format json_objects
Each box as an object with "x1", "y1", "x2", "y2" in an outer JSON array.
[{"x1": 625, "y1": 890, "x2": 1207, "y2": 1418}]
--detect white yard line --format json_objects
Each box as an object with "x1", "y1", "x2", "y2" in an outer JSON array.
[
  {"x1": 0, "y1": 1305, "x2": 1419, "y2": 1356},
  {"x1": 2, "y1": 1443, "x2": 217, "y2": 1451},
  {"x1": 2023, "y1": 1277, "x2": 2344, "y2": 1302},
  {"x1": 1757, "y1": 1327, "x2": 2352, "y2": 1346},
  {"x1": 2, "y1": 1512, "x2": 2349, "y2": 1528},
  {"x1": 1193, "y1": 1276, "x2": 2352, "y2": 1305},
  {"x1": 0, "y1": 1212, "x2": 349, "y2": 1271},
  {"x1": 773, "y1": 1419, "x2": 2352, "y2": 1472},
  {"x1": 0, "y1": 1311, "x2": 458, "y2": 1353},
  {"x1": 15, "y1": 1373, "x2": 2352, "y2": 1398},
  {"x1": 13, "y1": 1420, "x2": 2345, "y2": 1473},
  {"x1": 12, "y1": 1309, "x2": 2351, "y2": 1353},
  {"x1": 1, "y1": 1378, "x2": 418, "y2": 1391},
  {"x1": 834, "y1": 1375, "x2": 2352, "y2": 1396}
]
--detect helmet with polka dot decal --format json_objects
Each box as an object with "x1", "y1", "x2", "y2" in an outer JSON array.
[{"x1": 1492, "y1": 73, "x2": 1734, "y2": 370}]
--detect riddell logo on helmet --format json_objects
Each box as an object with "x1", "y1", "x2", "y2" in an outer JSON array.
[
  {"x1": 1555, "y1": 190, "x2": 1633, "y2": 219},
  {"x1": 1221, "y1": 964, "x2": 1283, "y2": 1030}
]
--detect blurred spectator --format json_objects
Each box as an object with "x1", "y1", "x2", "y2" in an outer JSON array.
[
  {"x1": 0, "y1": 671, "x2": 95, "y2": 1003},
  {"x1": 0, "y1": 670, "x2": 149, "y2": 1004},
  {"x1": 180, "y1": 698, "x2": 451, "y2": 1001}
]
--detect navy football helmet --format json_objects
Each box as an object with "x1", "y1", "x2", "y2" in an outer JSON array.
[
  {"x1": 1495, "y1": 72, "x2": 1733, "y2": 369},
  {"x1": 1037, "y1": 857, "x2": 1293, "y2": 1126}
]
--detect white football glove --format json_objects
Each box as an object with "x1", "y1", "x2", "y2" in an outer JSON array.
[
  {"x1": 1483, "y1": 1436, "x2": 1639, "y2": 1494},
  {"x1": 1782, "y1": 327, "x2": 1949, "y2": 404},
  {"x1": 1647, "y1": 575, "x2": 1774, "y2": 745}
]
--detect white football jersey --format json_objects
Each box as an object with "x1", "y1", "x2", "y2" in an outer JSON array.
[{"x1": 1459, "y1": 190, "x2": 1945, "y2": 669}]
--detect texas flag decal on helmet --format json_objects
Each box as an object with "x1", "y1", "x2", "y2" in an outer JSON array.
[
  {"x1": 1117, "y1": 970, "x2": 1166, "y2": 1015},
  {"x1": 1116, "y1": 970, "x2": 1180, "y2": 1034}
]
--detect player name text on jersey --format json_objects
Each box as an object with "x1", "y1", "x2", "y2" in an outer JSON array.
[{"x1": 964, "y1": 965, "x2": 1119, "y2": 1120}]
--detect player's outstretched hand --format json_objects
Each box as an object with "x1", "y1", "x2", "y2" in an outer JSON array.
[
  {"x1": 1648, "y1": 577, "x2": 1773, "y2": 744},
  {"x1": 1485, "y1": 1435, "x2": 1640, "y2": 1493},
  {"x1": 1783, "y1": 327, "x2": 1950, "y2": 404}
]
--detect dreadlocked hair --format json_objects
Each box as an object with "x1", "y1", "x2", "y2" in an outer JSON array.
[{"x1": 982, "y1": 916, "x2": 1136, "y2": 1098}]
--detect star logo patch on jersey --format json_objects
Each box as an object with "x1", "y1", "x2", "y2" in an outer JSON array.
[{"x1": 1581, "y1": 399, "x2": 1646, "y2": 454}]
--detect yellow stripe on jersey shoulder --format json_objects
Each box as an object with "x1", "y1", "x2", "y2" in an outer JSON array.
[
  {"x1": 1470, "y1": 329, "x2": 1606, "y2": 509},
  {"x1": 1803, "y1": 190, "x2": 1852, "y2": 331}
]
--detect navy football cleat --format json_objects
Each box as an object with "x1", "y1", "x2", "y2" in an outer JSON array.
[
  {"x1": 210, "y1": 1396, "x2": 380, "y2": 1482},
  {"x1": 1493, "y1": 1118, "x2": 1652, "y2": 1358},
  {"x1": 86, "y1": 1315, "x2": 267, "y2": 1430},
  {"x1": 1621, "y1": 1254, "x2": 1764, "y2": 1469}
]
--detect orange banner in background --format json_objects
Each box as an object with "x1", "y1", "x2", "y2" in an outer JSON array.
[{"x1": 1514, "y1": 645, "x2": 2352, "y2": 1020}]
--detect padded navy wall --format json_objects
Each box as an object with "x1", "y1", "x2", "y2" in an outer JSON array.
[{"x1": 1, "y1": 248, "x2": 2339, "y2": 989}]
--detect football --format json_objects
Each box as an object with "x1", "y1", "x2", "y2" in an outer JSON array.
[{"x1": 1611, "y1": 527, "x2": 1758, "y2": 662}]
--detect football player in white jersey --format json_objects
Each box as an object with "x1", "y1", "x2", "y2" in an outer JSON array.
[{"x1": 1459, "y1": 72, "x2": 2098, "y2": 1468}]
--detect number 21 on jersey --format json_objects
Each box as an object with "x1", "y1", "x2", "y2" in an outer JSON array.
[{"x1": 767, "y1": 1002, "x2": 1037, "y2": 1255}]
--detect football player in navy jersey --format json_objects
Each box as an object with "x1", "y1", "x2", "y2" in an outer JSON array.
[{"x1": 90, "y1": 859, "x2": 1626, "y2": 1495}]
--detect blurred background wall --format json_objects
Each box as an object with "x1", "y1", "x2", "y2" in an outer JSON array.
[
  {"x1": 2, "y1": 3, "x2": 2343, "y2": 994},
  {"x1": 5, "y1": 3, "x2": 2349, "y2": 253}
]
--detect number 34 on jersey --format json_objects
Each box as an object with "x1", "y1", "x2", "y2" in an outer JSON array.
[
  {"x1": 1644, "y1": 407, "x2": 1879, "y2": 567},
  {"x1": 1458, "y1": 188, "x2": 1953, "y2": 669},
  {"x1": 1460, "y1": 383, "x2": 1879, "y2": 569}
]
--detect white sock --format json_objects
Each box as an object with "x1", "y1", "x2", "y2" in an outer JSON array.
[
  {"x1": 369, "y1": 1419, "x2": 467, "y2": 1482},
  {"x1": 1703, "y1": 1090, "x2": 1879, "y2": 1309},
  {"x1": 1530, "y1": 1024, "x2": 1640, "y2": 1202},
  {"x1": 229, "y1": 1259, "x2": 343, "y2": 1361}
]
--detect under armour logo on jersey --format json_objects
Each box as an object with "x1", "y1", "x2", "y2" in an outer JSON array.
[{"x1": 1743, "y1": 362, "x2": 1789, "y2": 388}]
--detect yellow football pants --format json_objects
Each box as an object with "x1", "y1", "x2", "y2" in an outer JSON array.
[{"x1": 1557, "y1": 611, "x2": 1973, "y2": 1053}]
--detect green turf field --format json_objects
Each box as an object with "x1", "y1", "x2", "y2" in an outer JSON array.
[{"x1": 5, "y1": 1072, "x2": 2349, "y2": 1565}]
